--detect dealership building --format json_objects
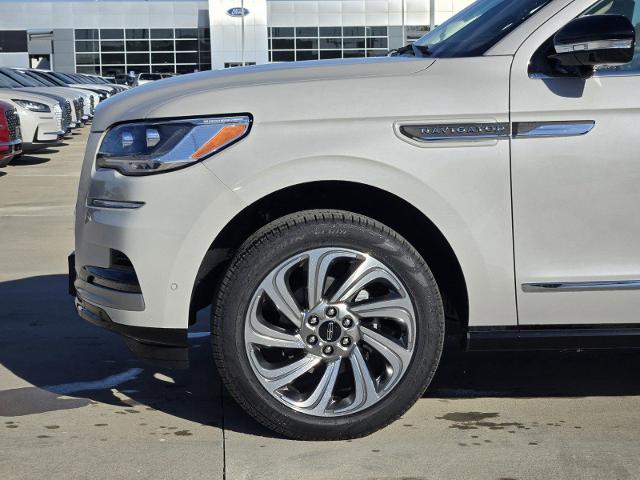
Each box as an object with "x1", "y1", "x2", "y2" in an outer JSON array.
[{"x1": 0, "y1": 0, "x2": 472, "y2": 75}]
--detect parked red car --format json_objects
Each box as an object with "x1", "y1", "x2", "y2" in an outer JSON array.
[{"x1": 0, "y1": 100, "x2": 22, "y2": 167}]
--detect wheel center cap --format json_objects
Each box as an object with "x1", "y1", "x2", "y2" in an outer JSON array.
[{"x1": 318, "y1": 321, "x2": 341, "y2": 343}]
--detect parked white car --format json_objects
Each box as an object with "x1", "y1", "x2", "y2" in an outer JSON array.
[
  {"x1": 6, "y1": 68, "x2": 95, "y2": 121},
  {"x1": 29, "y1": 70, "x2": 116, "y2": 100},
  {"x1": 20, "y1": 69, "x2": 101, "y2": 111},
  {"x1": 0, "y1": 90, "x2": 64, "y2": 151},
  {"x1": 0, "y1": 69, "x2": 83, "y2": 129},
  {"x1": 72, "y1": 0, "x2": 640, "y2": 440}
]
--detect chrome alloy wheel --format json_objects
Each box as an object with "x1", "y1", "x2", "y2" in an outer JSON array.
[{"x1": 244, "y1": 247, "x2": 417, "y2": 417}]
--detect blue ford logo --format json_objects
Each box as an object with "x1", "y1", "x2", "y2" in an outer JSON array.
[{"x1": 227, "y1": 7, "x2": 250, "y2": 17}]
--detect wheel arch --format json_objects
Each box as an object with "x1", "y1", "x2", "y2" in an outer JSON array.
[{"x1": 190, "y1": 180, "x2": 469, "y2": 334}]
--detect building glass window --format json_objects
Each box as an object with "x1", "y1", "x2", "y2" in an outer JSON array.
[
  {"x1": 100, "y1": 41, "x2": 125, "y2": 52},
  {"x1": 74, "y1": 28, "x2": 211, "y2": 76},
  {"x1": 151, "y1": 40, "x2": 174, "y2": 51},
  {"x1": 272, "y1": 39, "x2": 294, "y2": 49},
  {"x1": 100, "y1": 29, "x2": 124, "y2": 40},
  {"x1": 343, "y1": 27, "x2": 366, "y2": 37},
  {"x1": 127, "y1": 52, "x2": 150, "y2": 64},
  {"x1": 296, "y1": 51, "x2": 318, "y2": 61},
  {"x1": 296, "y1": 38, "x2": 318, "y2": 50},
  {"x1": 175, "y1": 28, "x2": 198, "y2": 39},
  {"x1": 76, "y1": 53, "x2": 100, "y2": 65},
  {"x1": 296, "y1": 27, "x2": 318, "y2": 37},
  {"x1": 75, "y1": 29, "x2": 98, "y2": 40},
  {"x1": 151, "y1": 29, "x2": 174, "y2": 39},
  {"x1": 176, "y1": 64, "x2": 198, "y2": 74},
  {"x1": 126, "y1": 40, "x2": 149, "y2": 52},
  {"x1": 75, "y1": 41, "x2": 99, "y2": 53},
  {"x1": 152, "y1": 52, "x2": 174, "y2": 64},
  {"x1": 76, "y1": 65, "x2": 101, "y2": 75},
  {"x1": 269, "y1": 26, "x2": 388, "y2": 63},
  {"x1": 176, "y1": 52, "x2": 199, "y2": 63},
  {"x1": 101, "y1": 53, "x2": 125, "y2": 65},
  {"x1": 126, "y1": 29, "x2": 149, "y2": 39},
  {"x1": 271, "y1": 27, "x2": 294, "y2": 37},
  {"x1": 320, "y1": 27, "x2": 341, "y2": 37},
  {"x1": 175, "y1": 40, "x2": 198, "y2": 51},
  {"x1": 272, "y1": 50, "x2": 295, "y2": 62}
]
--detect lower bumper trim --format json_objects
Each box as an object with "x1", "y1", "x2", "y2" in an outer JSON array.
[{"x1": 75, "y1": 295, "x2": 188, "y2": 369}]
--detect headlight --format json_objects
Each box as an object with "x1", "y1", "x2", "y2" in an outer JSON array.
[
  {"x1": 13, "y1": 99, "x2": 51, "y2": 113},
  {"x1": 96, "y1": 115, "x2": 251, "y2": 175}
]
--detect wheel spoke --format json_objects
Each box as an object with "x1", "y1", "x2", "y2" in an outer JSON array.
[
  {"x1": 339, "y1": 346, "x2": 379, "y2": 413},
  {"x1": 360, "y1": 327, "x2": 412, "y2": 390},
  {"x1": 293, "y1": 358, "x2": 341, "y2": 414},
  {"x1": 253, "y1": 354, "x2": 321, "y2": 393},
  {"x1": 306, "y1": 250, "x2": 357, "y2": 308},
  {"x1": 246, "y1": 298, "x2": 305, "y2": 349},
  {"x1": 330, "y1": 255, "x2": 401, "y2": 304},
  {"x1": 350, "y1": 296, "x2": 414, "y2": 346},
  {"x1": 260, "y1": 257, "x2": 304, "y2": 328}
]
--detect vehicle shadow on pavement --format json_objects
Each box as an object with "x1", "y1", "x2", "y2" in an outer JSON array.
[
  {"x1": 430, "y1": 338, "x2": 640, "y2": 399},
  {"x1": 1, "y1": 274, "x2": 639, "y2": 438},
  {"x1": 7, "y1": 155, "x2": 51, "y2": 166},
  {"x1": 0, "y1": 274, "x2": 232, "y2": 432}
]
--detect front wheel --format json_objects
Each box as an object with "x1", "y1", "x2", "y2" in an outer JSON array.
[{"x1": 211, "y1": 210, "x2": 444, "y2": 440}]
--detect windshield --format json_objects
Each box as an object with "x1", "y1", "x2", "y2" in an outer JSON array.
[
  {"x1": 0, "y1": 72, "x2": 23, "y2": 88},
  {"x1": 0, "y1": 69, "x2": 38, "y2": 87},
  {"x1": 21, "y1": 70, "x2": 53, "y2": 86},
  {"x1": 414, "y1": 0, "x2": 554, "y2": 57},
  {"x1": 32, "y1": 71, "x2": 63, "y2": 86}
]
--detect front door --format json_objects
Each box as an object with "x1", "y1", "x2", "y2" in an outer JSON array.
[{"x1": 510, "y1": 0, "x2": 640, "y2": 325}]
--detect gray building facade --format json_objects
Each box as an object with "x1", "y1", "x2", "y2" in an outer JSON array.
[{"x1": 0, "y1": 0, "x2": 472, "y2": 75}]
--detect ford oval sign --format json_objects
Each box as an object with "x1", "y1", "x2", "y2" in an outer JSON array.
[{"x1": 227, "y1": 7, "x2": 250, "y2": 17}]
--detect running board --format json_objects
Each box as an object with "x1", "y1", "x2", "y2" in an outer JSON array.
[{"x1": 466, "y1": 326, "x2": 640, "y2": 351}]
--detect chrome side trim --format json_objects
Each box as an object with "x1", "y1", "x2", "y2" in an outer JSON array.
[
  {"x1": 513, "y1": 121, "x2": 594, "y2": 138},
  {"x1": 530, "y1": 69, "x2": 640, "y2": 79},
  {"x1": 89, "y1": 198, "x2": 145, "y2": 209},
  {"x1": 522, "y1": 279, "x2": 640, "y2": 292},
  {"x1": 399, "y1": 122, "x2": 510, "y2": 142},
  {"x1": 555, "y1": 38, "x2": 634, "y2": 54}
]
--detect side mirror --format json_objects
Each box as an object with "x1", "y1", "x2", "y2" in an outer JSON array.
[{"x1": 550, "y1": 15, "x2": 635, "y2": 76}]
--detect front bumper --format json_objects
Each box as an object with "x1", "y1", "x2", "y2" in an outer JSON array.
[
  {"x1": 69, "y1": 252, "x2": 188, "y2": 368},
  {"x1": 73, "y1": 130, "x2": 246, "y2": 366},
  {"x1": 0, "y1": 139, "x2": 23, "y2": 162}
]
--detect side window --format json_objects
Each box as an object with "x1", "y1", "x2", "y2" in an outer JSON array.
[{"x1": 583, "y1": 0, "x2": 640, "y2": 73}]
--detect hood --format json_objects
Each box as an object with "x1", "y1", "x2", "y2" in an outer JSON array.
[
  {"x1": 0, "y1": 88, "x2": 58, "y2": 106},
  {"x1": 18, "y1": 88, "x2": 70, "y2": 103},
  {"x1": 92, "y1": 56, "x2": 435, "y2": 131}
]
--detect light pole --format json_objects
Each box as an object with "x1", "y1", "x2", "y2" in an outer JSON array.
[
  {"x1": 401, "y1": 0, "x2": 406, "y2": 44},
  {"x1": 430, "y1": 0, "x2": 435, "y2": 31},
  {"x1": 241, "y1": 0, "x2": 246, "y2": 66}
]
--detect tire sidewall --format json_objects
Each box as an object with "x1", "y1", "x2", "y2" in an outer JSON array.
[{"x1": 214, "y1": 212, "x2": 444, "y2": 439}]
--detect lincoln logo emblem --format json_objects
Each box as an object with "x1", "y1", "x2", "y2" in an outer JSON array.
[
  {"x1": 326, "y1": 322, "x2": 335, "y2": 341},
  {"x1": 319, "y1": 321, "x2": 341, "y2": 342}
]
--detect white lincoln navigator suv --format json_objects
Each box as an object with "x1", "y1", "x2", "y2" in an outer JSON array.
[{"x1": 71, "y1": 0, "x2": 640, "y2": 439}]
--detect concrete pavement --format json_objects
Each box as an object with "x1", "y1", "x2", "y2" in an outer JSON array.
[{"x1": 1, "y1": 128, "x2": 639, "y2": 480}]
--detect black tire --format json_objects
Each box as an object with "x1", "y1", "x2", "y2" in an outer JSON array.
[{"x1": 211, "y1": 210, "x2": 444, "y2": 440}]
